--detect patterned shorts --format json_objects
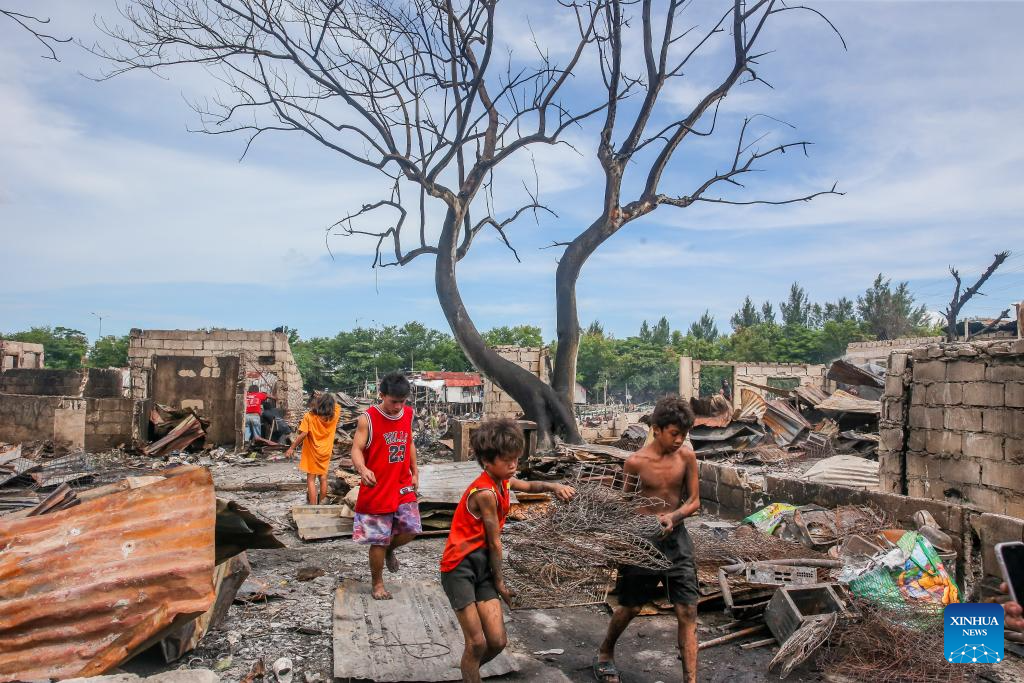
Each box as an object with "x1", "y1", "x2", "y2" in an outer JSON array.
[{"x1": 352, "y1": 501, "x2": 422, "y2": 546}]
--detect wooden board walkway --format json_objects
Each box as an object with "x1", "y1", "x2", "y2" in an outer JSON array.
[{"x1": 333, "y1": 578, "x2": 518, "y2": 681}]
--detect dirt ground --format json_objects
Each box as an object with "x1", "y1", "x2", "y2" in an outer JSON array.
[{"x1": 120, "y1": 459, "x2": 833, "y2": 683}]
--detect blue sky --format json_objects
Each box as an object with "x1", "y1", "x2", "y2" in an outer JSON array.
[{"x1": 1, "y1": 1, "x2": 1022, "y2": 343}]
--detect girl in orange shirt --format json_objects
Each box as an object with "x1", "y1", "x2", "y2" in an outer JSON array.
[{"x1": 285, "y1": 392, "x2": 340, "y2": 504}]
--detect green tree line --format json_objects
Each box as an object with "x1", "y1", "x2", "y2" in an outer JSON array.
[
  {"x1": 2, "y1": 274, "x2": 937, "y2": 401},
  {"x1": 575, "y1": 274, "x2": 937, "y2": 401}
]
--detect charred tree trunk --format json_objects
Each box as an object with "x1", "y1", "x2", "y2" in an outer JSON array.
[
  {"x1": 551, "y1": 212, "x2": 620, "y2": 415},
  {"x1": 436, "y1": 207, "x2": 581, "y2": 446}
]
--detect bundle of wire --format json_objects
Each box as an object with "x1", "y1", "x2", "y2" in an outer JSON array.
[{"x1": 504, "y1": 483, "x2": 670, "y2": 609}]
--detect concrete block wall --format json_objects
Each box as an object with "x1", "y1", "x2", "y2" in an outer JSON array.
[
  {"x1": 0, "y1": 369, "x2": 125, "y2": 398},
  {"x1": 483, "y1": 346, "x2": 549, "y2": 419},
  {"x1": 84, "y1": 397, "x2": 136, "y2": 450},
  {"x1": 0, "y1": 395, "x2": 60, "y2": 444},
  {"x1": 679, "y1": 358, "x2": 827, "y2": 408},
  {"x1": 878, "y1": 339, "x2": 1024, "y2": 517},
  {"x1": 0, "y1": 341, "x2": 45, "y2": 370},
  {"x1": 844, "y1": 336, "x2": 943, "y2": 365},
  {"x1": 0, "y1": 395, "x2": 90, "y2": 450},
  {"x1": 128, "y1": 329, "x2": 304, "y2": 421}
]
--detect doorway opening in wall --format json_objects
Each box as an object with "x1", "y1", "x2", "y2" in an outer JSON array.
[
  {"x1": 699, "y1": 366, "x2": 735, "y2": 399},
  {"x1": 767, "y1": 376, "x2": 800, "y2": 397}
]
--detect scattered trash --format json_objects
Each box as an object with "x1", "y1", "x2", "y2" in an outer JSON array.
[{"x1": 271, "y1": 657, "x2": 293, "y2": 683}]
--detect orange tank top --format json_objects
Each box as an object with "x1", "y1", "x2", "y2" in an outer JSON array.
[{"x1": 439, "y1": 471, "x2": 511, "y2": 572}]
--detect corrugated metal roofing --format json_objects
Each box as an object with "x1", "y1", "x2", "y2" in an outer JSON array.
[
  {"x1": 0, "y1": 466, "x2": 216, "y2": 680},
  {"x1": 763, "y1": 399, "x2": 811, "y2": 446},
  {"x1": 418, "y1": 371, "x2": 482, "y2": 386},
  {"x1": 799, "y1": 454, "x2": 879, "y2": 489},
  {"x1": 816, "y1": 390, "x2": 881, "y2": 415}
]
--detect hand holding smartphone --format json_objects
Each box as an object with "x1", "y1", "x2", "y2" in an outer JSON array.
[
  {"x1": 996, "y1": 541, "x2": 1024, "y2": 603},
  {"x1": 996, "y1": 541, "x2": 1024, "y2": 634}
]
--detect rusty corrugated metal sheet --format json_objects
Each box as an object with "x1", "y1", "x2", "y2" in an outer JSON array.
[
  {"x1": 0, "y1": 466, "x2": 216, "y2": 681},
  {"x1": 816, "y1": 389, "x2": 881, "y2": 415},
  {"x1": 763, "y1": 399, "x2": 811, "y2": 446},
  {"x1": 793, "y1": 385, "x2": 830, "y2": 407}
]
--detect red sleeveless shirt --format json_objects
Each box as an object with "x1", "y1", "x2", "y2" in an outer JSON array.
[
  {"x1": 354, "y1": 405, "x2": 417, "y2": 515},
  {"x1": 440, "y1": 471, "x2": 511, "y2": 572}
]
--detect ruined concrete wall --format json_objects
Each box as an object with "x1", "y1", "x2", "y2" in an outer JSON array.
[
  {"x1": 0, "y1": 340, "x2": 45, "y2": 370},
  {"x1": 128, "y1": 329, "x2": 304, "y2": 422},
  {"x1": 0, "y1": 395, "x2": 88, "y2": 449},
  {"x1": 150, "y1": 355, "x2": 241, "y2": 445},
  {"x1": 0, "y1": 395, "x2": 60, "y2": 444},
  {"x1": 844, "y1": 337, "x2": 942, "y2": 365},
  {"x1": 483, "y1": 346, "x2": 549, "y2": 419},
  {"x1": 84, "y1": 397, "x2": 135, "y2": 450},
  {"x1": 697, "y1": 459, "x2": 966, "y2": 537},
  {"x1": 879, "y1": 339, "x2": 1024, "y2": 517},
  {"x1": 0, "y1": 369, "x2": 83, "y2": 397},
  {"x1": 0, "y1": 368, "x2": 123, "y2": 398},
  {"x1": 680, "y1": 358, "x2": 826, "y2": 408}
]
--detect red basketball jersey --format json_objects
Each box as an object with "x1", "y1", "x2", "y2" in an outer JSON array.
[{"x1": 354, "y1": 404, "x2": 416, "y2": 514}]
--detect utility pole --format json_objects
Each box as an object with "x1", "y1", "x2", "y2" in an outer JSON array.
[{"x1": 90, "y1": 312, "x2": 103, "y2": 340}]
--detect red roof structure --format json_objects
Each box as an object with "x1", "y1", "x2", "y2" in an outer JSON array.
[{"x1": 418, "y1": 371, "x2": 482, "y2": 387}]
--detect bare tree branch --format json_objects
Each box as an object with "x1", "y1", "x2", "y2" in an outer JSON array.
[{"x1": 2, "y1": 8, "x2": 71, "y2": 61}]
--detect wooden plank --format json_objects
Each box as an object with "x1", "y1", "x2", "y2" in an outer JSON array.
[
  {"x1": 417, "y1": 462, "x2": 518, "y2": 504},
  {"x1": 333, "y1": 579, "x2": 518, "y2": 681},
  {"x1": 292, "y1": 505, "x2": 353, "y2": 540}
]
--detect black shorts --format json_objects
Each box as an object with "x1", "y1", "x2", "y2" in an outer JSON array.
[
  {"x1": 615, "y1": 525, "x2": 699, "y2": 607},
  {"x1": 441, "y1": 549, "x2": 499, "y2": 611}
]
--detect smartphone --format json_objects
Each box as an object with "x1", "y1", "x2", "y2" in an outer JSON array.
[{"x1": 996, "y1": 541, "x2": 1024, "y2": 603}]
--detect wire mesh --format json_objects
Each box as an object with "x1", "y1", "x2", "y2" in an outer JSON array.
[
  {"x1": 818, "y1": 599, "x2": 980, "y2": 683},
  {"x1": 503, "y1": 480, "x2": 672, "y2": 609}
]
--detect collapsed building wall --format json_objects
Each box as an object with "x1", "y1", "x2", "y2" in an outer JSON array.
[
  {"x1": 679, "y1": 358, "x2": 827, "y2": 409},
  {"x1": 128, "y1": 329, "x2": 304, "y2": 445},
  {"x1": 0, "y1": 341, "x2": 44, "y2": 371},
  {"x1": 844, "y1": 337, "x2": 943, "y2": 366},
  {"x1": 878, "y1": 339, "x2": 1024, "y2": 518},
  {"x1": 483, "y1": 346, "x2": 549, "y2": 419},
  {"x1": 0, "y1": 369, "x2": 135, "y2": 450}
]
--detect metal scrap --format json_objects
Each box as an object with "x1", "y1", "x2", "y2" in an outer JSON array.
[
  {"x1": 815, "y1": 390, "x2": 881, "y2": 415},
  {"x1": 0, "y1": 466, "x2": 217, "y2": 680},
  {"x1": 799, "y1": 455, "x2": 879, "y2": 489}
]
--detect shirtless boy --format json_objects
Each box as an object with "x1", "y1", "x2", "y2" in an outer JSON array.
[{"x1": 595, "y1": 396, "x2": 700, "y2": 683}]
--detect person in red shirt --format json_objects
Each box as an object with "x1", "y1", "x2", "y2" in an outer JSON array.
[
  {"x1": 440, "y1": 419, "x2": 574, "y2": 683},
  {"x1": 351, "y1": 372, "x2": 421, "y2": 600},
  {"x1": 244, "y1": 384, "x2": 268, "y2": 444}
]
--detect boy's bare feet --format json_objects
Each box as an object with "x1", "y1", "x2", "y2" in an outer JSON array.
[
  {"x1": 371, "y1": 582, "x2": 392, "y2": 600},
  {"x1": 385, "y1": 549, "x2": 400, "y2": 573}
]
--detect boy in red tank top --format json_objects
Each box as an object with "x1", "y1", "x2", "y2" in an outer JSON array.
[
  {"x1": 351, "y1": 373, "x2": 421, "y2": 600},
  {"x1": 439, "y1": 419, "x2": 575, "y2": 683}
]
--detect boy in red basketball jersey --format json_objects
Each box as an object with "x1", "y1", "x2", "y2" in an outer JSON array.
[
  {"x1": 440, "y1": 419, "x2": 575, "y2": 683},
  {"x1": 351, "y1": 372, "x2": 421, "y2": 600}
]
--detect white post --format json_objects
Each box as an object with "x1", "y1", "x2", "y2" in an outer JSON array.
[{"x1": 679, "y1": 356, "x2": 694, "y2": 400}]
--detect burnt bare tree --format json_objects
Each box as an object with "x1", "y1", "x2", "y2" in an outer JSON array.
[
  {"x1": 95, "y1": 0, "x2": 612, "y2": 442},
  {"x1": 944, "y1": 251, "x2": 1010, "y2": 341},
  {"x1": 94, "y1": 0, "x2": 841, "y2": 444},
  {"x1": 2, "y1": 7, "x2": 70, "y2": 60},
  {"x1": 548, "y1": 0, "x2": 843, "y2": 418}
]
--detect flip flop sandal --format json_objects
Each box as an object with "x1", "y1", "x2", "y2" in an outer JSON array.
[{"x1": 592, "y1": 657, "x2": 620, "y2": 682}]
